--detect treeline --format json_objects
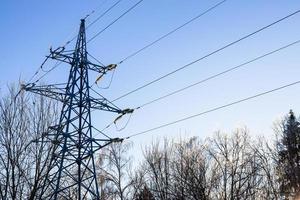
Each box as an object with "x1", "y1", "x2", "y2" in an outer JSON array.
[
  {"x1": 102, "y1": 118, "x2": 300, "y2": 200},
  {"x1": 0, "y1": 87, "x2": 300, "y2": 199}
]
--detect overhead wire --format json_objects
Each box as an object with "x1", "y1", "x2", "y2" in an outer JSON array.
[
  {"x1": 134, "y1": 39, "x2": 300, "y2": 109},
  {"x1": 105, "y1": 39, "x2": 300, "y2": 136},
  {"x1": 24, "y1": 3, "x2": 300, "y2": 143},
  {"x1": 114, "y1": 111, "x2": 133, "y2": 131},
  {"x1": 84, "y1": 0, "x2": 109, "y2": 21},
  {"x1": 27, "y1": 0, "x2": 131, "y2": 85},
  {"x1": 88, "y1": 52, "x2": 106, "y2": 66},
  {"x1": 112, "y1": 9, "x2": 300, "y2": 102},
  {"x1": 87, "y1": 0, "x2": 227, "y2": 89},
  {"x1": 91, "y1": 126, "x2": 112, "y2": 139},
  {"x1": 89, "y1": 86, "x2": 122, "y2": 110},
  {"x1": 99, "y1": 22, "x2": 300, "y2": 137},
  {"x1": 87, "y1": 0, "x2": 228, "y2": 92},
  {"x1": 125, "y1": 79, "x2": 300, "y2": 139},
  {"x1": 63, "y1": 0, "x2": 113, "y2": 47},
  {"x1": 28, "y1": 0, "x2": 118, "y2": 85},
  {"x1": 19, "y1": 56, "x2": 55, "y2": 110},
  {"x1": 33, "y1": 61, "x2": 62, "y2": 84},
  {"x1": 83, "y1": 0, "x2": 109, "y2": 22},
  {"x1": 87, "y1": 0, "x2": 227, "y2": 91},
  {"x1": 27, "y1": 56, "x2": 50, "y2": 83},
  {"x1": 86, "y1": 0, "x2": 124, "y2": 29},
  {"x1": 96, "y1": 39, "x2": 300, "y2": 137},
  {"x1": 118, "y1": 0, "x2": 228, "y2": 64},
  {"x1": 87, "y1": 52, "x2": 117, "y2": 89},
  {"x1": 101, "y1": 121, "x2": 115, "y2": 132},
  {"x1": 23, "y1": 0, "x2": 140, "y2": 144},
  {"x1": 28, "y1": 1, "x2": 106, "y2": 83},
  {"x1": 27, "y1": 0, "x2": 131, "y2": 137},
  {"x1": 88, "y1": 0, "x2": 227, "y2": 90},
  {"x1": 87, "y1": 0, "x2": 145, "y2": 43},
  {"x1": 92, "y1": 109, "x2": 133, "y2": 139},
  {"x1": 27, "y1": 14, "x2": 87, "y2": 83},
  {"x1": 96, "y1": 69, "x2": 116, "y2": 89},
  {"x1": 93, "y1": 0, "x2": 109, "y2": 12},
  {"x1": 63, "y1": 6, "x2": 100, "y2": 47}
]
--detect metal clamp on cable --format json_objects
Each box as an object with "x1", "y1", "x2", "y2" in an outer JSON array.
[
  {"x1": 121, "y1": 108, "x2": 134, "y2": 114},
  {"x1": 95, "y1": 64, "x2": 117, "y2": 84},
  {"x1": 50, "y1": 46, "x2": 65, "y2": 58},
  {"x1": 114, "y1": 108, "x2": 134, "y2": 124},
  {"x1": 20, "y1": 83, "x2": 35, "y2": 91},
  {"x1": 106, "y1": 64, "x2": 117, "y2": 71},
  {"x1": 111, "y1": 137, "x2": 124, "y2": 143}
]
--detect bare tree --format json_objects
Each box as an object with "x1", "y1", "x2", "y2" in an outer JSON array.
[
  {"x1": 141, "y1": 139, "x2": 173, "y2": 200},
  {"x1": 137, "y1": 137, "x2": 214, "y2": 200},
  {"x1": 251, "y1": 137, "x2": 280, "y2": 199},
  {"x1": 0, "y1": 85, "x2": 293, "y2": 200},
  {"x1": 0, "y1": 86, "x2": 58, "y2": 200},
  {"x1": 206, "y1": 128, "x2": 278, "y2": 199},
  {"x1": 130, "y1": 169, "x2": 148, "y2": 200},
  {"x1": 171, "y1": 137, "x2": 210, "y2": 200},
  {"x1": 97, "y1": 141, "x2": 133, "y2": 200}
]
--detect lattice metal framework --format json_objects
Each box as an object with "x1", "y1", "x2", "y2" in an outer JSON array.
[{"x1": 22, "y1": 19, "x2": 132, "y2": 200}]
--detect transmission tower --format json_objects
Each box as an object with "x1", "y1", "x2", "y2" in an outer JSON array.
[{"x1": 22, "y1": 19, "x2": 133, "y2": 199}]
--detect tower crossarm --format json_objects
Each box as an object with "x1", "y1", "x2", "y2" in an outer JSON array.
[
  {"x1": 87, "y1": 62, "x2": 108, "y2": 74},
  {"x1": 89, "y1": 96, "x2": 124, "y2": 113},
  {"x1": 88, "y1": 61, "x2": 117, "y2": 83},
  {"x1": 88, "y1": 138, "x2": 124, "y2": 155},
  {"x1": 21, "y1": 83, "x2": 67, "y2": 102},
  {"x1": 48, "y1": 47, "x2": 74, "y2": 65},
  {"x1": 49, "y1": 46, "x2": 115, "y2": 77}
]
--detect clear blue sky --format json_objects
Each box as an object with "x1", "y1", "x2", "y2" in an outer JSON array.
[{"x1": 1, "y1": 0, "x2": 300, "y2": 161}]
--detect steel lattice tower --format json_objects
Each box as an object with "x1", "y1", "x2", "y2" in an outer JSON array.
[{"x1": 22, "y1": 19, "x2": 132, "y2": 199}]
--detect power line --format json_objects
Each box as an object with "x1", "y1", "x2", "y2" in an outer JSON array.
[
  {"x1": 86, "y1": 0, "x2": 124, "y2": 29},
  {"x1": 92, "y1": 110, "x2": 133, "y2": 139},
  {"x1": 118, "y1": 0, "x2": 228, "y2": 64},
  {"x1": 27, "y1": 56, "x2": 50, "y2": 83},
  {"x1": 125, "y1": 79, "x2": 300, "y2": 139},
  {"x1": 87, "y1": 0, "x2": 145, "y2": 43},
  {"x1": 135, "y1": 39, "x2": 300, "y2": 109},
  {"x1": 64, "y1": 0, "x2": 116, "y2": 47},
  {"x1": 85, "y1": 0, "x2": 109, "y2": 20},
  {"x1": 28, "y1": 0, "x2": 222, "y2": 87},
  {"x1": 112, "y1": 9, "x2": 300, "y2": 102},
  {"x1": 28, "y1": 0, "x2": 113, "y2": 84},
  {"x1": 27, "y1": 0, "x2": 112, "y2": 84},
  {"x1": 28, "y1": 0, "x2": 123, "y2": 90},
  {"x1": 84, "y1": 0, "x2": 109, "y2": 20},
  {"x1": 89, "y1": 0, "x2": 226, "y2": 88},
  {"x1": 27, "y1": 55, "x2": 61, "y2": 84},
  {"x1": 88, "y1": 0, "x2": 226, "y2": 89},
  {"x1": 88, "y1": 52, "x2": 117, "y2": 89},
  {"x1": 89, "y1": 86, "x2": 122, "y2": 110},
  {"x1": 96, "y1": 69, "x2": 116, "y2": 89},
  {"x1": 93, "y1": 0, "x2": 109, "y2": 12},
  {"x1": 88, "y1": 53, "x2": 117, "y2": 89},
  {"x1": 33, "y1": 61, "x2": 62, "y2": 84},
  {"x1": 88, "y1": 52, "x2": 106, "y2": 66},
  {"x1": 65, "y1": 0, "x2": 123, "y2": 46},
  {"x1": 91, "y1": 125, "x2": 111, "y2": 139}
]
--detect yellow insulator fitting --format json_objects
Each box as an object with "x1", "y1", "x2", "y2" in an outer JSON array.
[
  {"x1": 95, "y1": 74, "x2": 105, "y2": 84},
  {"x1": 107, "y1": 64, "x2": 117, "y2": 71}
]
